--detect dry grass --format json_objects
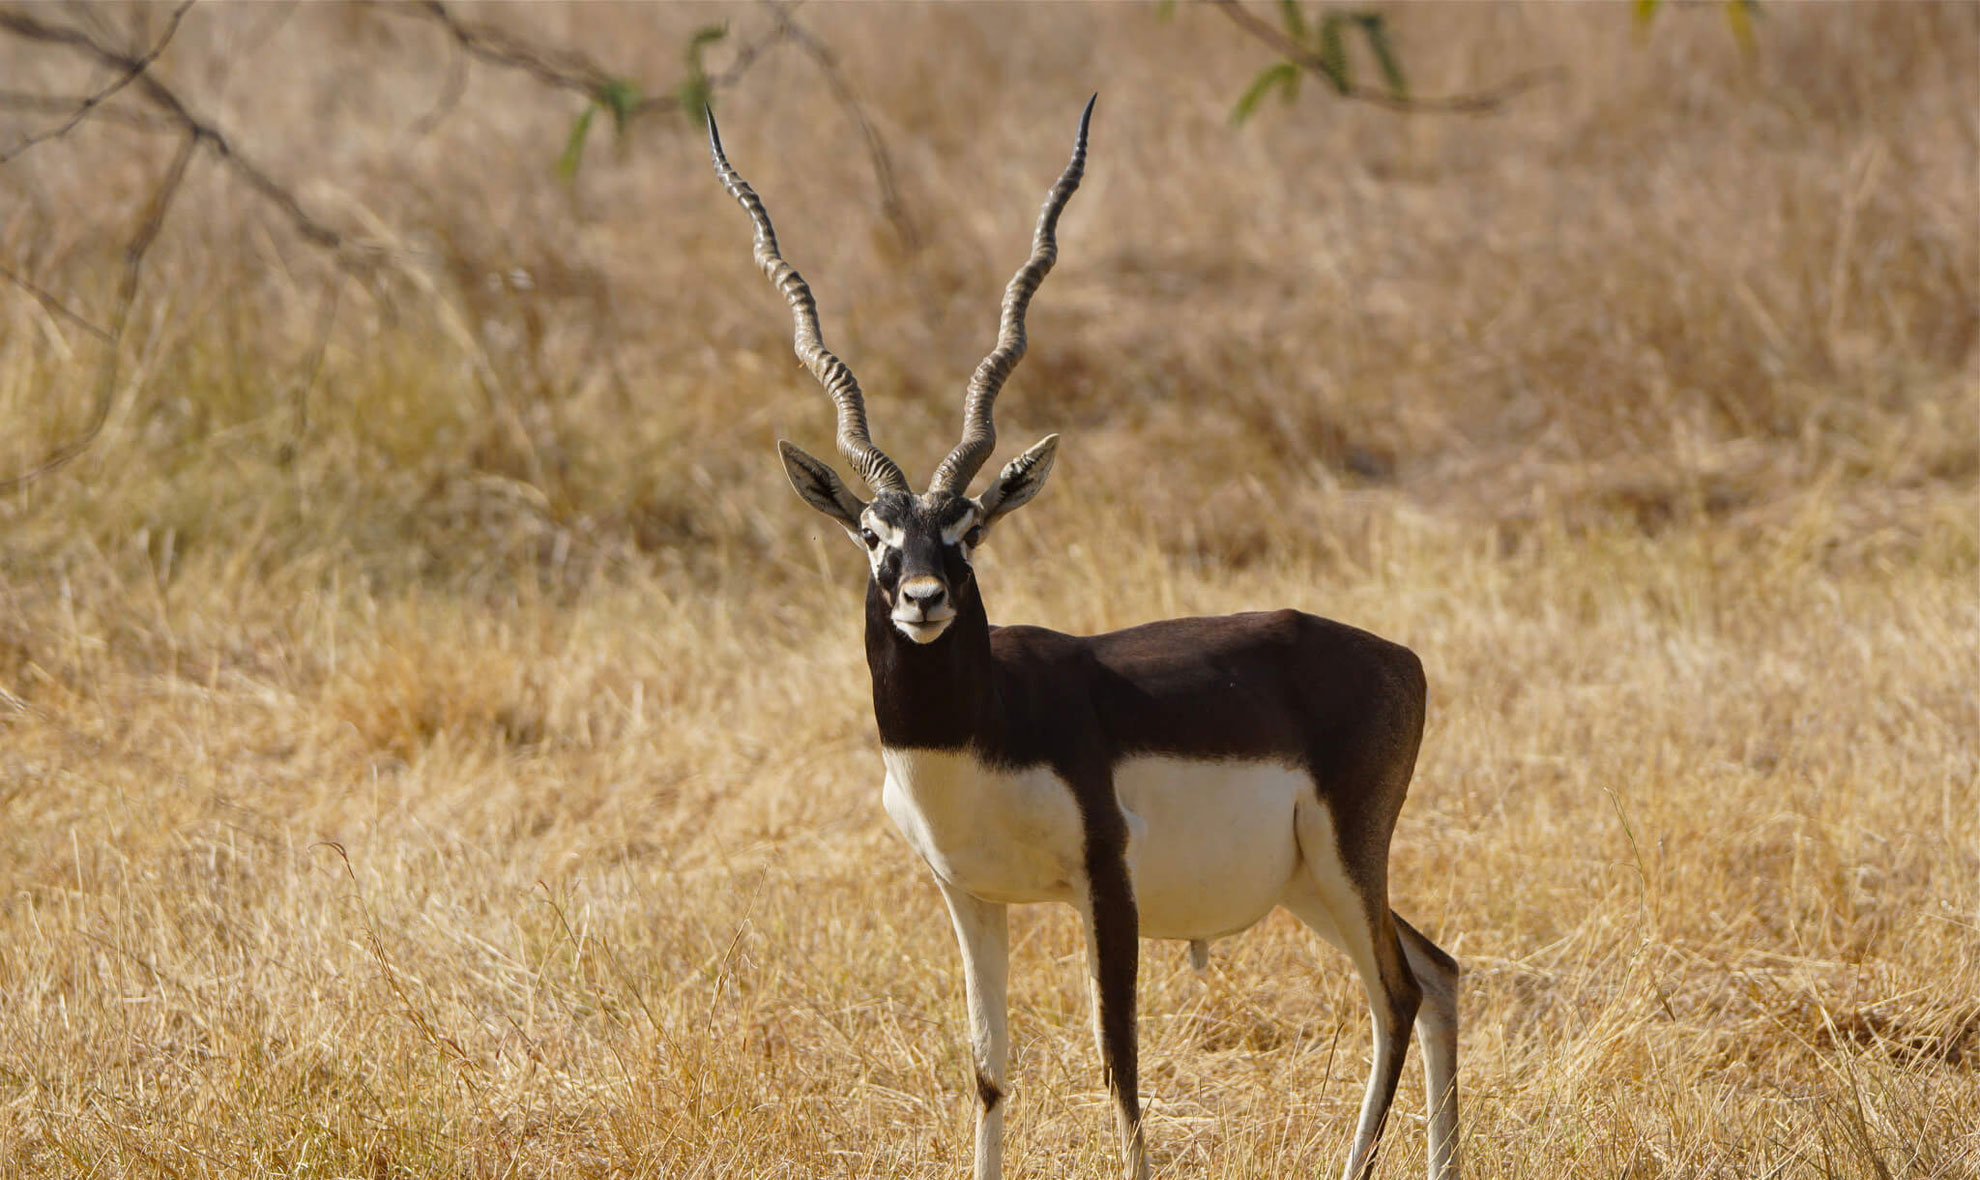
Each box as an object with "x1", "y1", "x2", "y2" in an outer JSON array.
[{"x1": 2, "y1": 3, "x2": 1976, "y2": 1176}]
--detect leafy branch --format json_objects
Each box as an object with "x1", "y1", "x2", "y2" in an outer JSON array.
[
  {"x1": 1635, "y1": 0, "x2": 1763, "y2": 55},
  {"x1": 371, "y1": 0, "x2": 748, "y2": 132},
  {"x1": 556, "y1": 24, "x2": 717, "y2": 181},
  {"x1": 374, "y1": 0, "x2": 915, "y2": 246},
  {"x1": 1211, "y1": 0, "x2": 1562, "y2": 121},
  {"x1": 0, "y1": 1, "x2": 918, "y2": 491}
]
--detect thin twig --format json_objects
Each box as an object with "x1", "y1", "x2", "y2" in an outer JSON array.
[
  {"x1": 0, "y1": 263, "x2": 113, "y2": 342},
  {"x1": 0, "y1": 0, "x2": 193, "y2": 164},
  {"x1": 0, "y1": 129, "x2": 197, "y2": 494},
  {"x1": 700, "y1": 14, "x2": 783, "y2": 101},
  {"x1": 386, "y1": 0, "x2": 617, "y2": 104},
  {"x1": 0, "y1": 88, "x2": 177, "y2": 133},
  {"x1": 767, "y1": 2, "x2": 919, "y2": 250},
  {"x1": 408, "y1": 18, "x2": 469, "y2": 136},
  {"x1": 1208, "y1": 0, "x2": 1562, "y2": 116}
]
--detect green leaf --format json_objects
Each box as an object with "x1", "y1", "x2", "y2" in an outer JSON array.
[
  {"x1": 1356, "y1": 13, "x2": 1406, "y2": 97},
  {"x1": 686, "y1": 23, "x2": 728, "y2": 58},
  {"x1": 1278, "y1": 0, "x2": 1307, "y2": 45},
  {"x1": 676, "y1": 75, "x2": 710, "y2": 124},
  {"x1": 1725, "y1": 0, "x2": 1759, "y2": 54},
  {"x1": 676, "y1": 23, "x2": 727, "y2": 125},
  {"x1": 596, "y1": 78, "x2": 641, "y2": 136},
  {"x1": 1154, "y1": 0, "x2": 1178, "y2": 20},
  {"x1": 1633, "y1": 0, "x2": 1662, "y2": 28},
  {"x1": 1231, "y1": 60, "x2": 1300, "y2": 124},
  {"x1": 557, "y1": 103, "x2": 596, "y2": 180},
  {"x1": 1317, "y1": 12, "x2": 1349, "y2": 94}
]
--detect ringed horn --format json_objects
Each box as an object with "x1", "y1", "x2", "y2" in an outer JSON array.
[
  {"x1": 706, "y1": 109, "x2": 910, "y2": 495},
  {"x1": 706, "y1": 96, "x2": 1093, "y2": 498},
  {"x1": 928, "y1": 94, "x2": 1094, "y2": 496}
]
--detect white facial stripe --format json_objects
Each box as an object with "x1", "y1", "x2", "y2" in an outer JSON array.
[
  {"x1": 860, "y1": 511, "x2": 906, "y2": 549},
  {"x1": 938, "y1": 507, "x2": 981, "y2": 547}
]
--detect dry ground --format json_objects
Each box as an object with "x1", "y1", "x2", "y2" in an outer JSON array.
[{"x1": 2, "y1": 4, "x2": 1976, "y2": 1177}]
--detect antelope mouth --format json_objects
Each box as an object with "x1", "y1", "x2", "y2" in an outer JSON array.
[{"x1": 892, "y1": 614, "x2": 955, "y2": 644}]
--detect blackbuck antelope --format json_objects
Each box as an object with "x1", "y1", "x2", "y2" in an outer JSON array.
[{"x1": 708, "y1": 98, "x2": 1459, "y2": 1180}]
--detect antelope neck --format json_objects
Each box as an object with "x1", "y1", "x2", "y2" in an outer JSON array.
[{"x1": 866, "y1": 577, "x2": 1000, "y2": 753}]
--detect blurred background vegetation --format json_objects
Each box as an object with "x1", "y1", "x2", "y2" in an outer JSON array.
[{"x1": 3, "y1": 2, "x2": 1968, "y2": 591}]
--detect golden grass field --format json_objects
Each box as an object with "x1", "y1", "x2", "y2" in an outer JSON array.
[{"x1": 1, "y1": 3, "x2": 1976, "y2": 1176}]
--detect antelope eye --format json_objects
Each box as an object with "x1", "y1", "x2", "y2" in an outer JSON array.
[
  {"x1": 963, "y1": 526, "x2": 984, "y2": 549},
  {"x1": 860, "y1": 527, "x2": 880, "y2": 548}
]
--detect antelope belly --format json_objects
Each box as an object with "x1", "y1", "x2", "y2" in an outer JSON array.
[
  {"x1": 881, "y1": 747, "x2": 1086, "y2": 905},
  {"x1": 1114, "y1": 757, "x2": 1307, "y2": 941},
  {"x1": 878, "y1": 749, "x2": 1309, "y2": 936}
]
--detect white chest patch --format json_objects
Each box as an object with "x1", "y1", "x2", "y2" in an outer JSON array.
[{"x1": 880, "y1": 749, "x2": 1317, "y2": 941}]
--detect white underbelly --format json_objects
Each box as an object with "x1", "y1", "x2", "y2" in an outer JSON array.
[
  {"x1": 881, "y1": 748, "x2": 1308, "y2": 938},
  {"x1": 1115, "y1": 756, "x2": 1306, "y2": 940}
]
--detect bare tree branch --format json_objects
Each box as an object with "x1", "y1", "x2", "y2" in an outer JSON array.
[
  {"x1": 1208, "y1": 0, "x2": 1562, "y2": 116},
  {"x1": 373, "y1": 0, "x2": 918, "y2": 246},
  {"x1": 371, "y1": 0, "x2": 781, "y2": 118},
  {"x1": 0, "y1": 0, "x2": 193, "y2": 164},
  {"x1": 381, "y1": 0, "x2": 619, "y2": 107},
  {"x1": 0, "y1": 5, "x2": 355, "y2": 256}
]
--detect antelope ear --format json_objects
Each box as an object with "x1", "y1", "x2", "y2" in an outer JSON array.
[
  {"x1": 778, "y1": 441, "x2": 866, "y2": 531},
  {"x1": 973, "y1": 434, "x2": 1058, "y2": 535}
]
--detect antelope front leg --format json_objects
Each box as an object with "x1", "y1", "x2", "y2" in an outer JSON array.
[
  {"x1": 1081, "y1": 855, "x2": 1147, "y2": 1180},
  {"x1": 938, "y1": 883, "x2": 1010, "y2": 1180}
]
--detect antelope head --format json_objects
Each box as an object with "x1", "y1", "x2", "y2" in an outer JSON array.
[{"x1": 708, "y1": 99, "x2": 1091, "y2": 645}]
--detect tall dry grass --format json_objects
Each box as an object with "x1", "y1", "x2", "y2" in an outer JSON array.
[{"x1": 1, "y1": 3, "x2": 1975, "y2": 1176}]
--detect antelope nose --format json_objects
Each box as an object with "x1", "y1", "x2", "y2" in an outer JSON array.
[{"x1": 901, "y1": 578, "x2": 947, "y2": 615}]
